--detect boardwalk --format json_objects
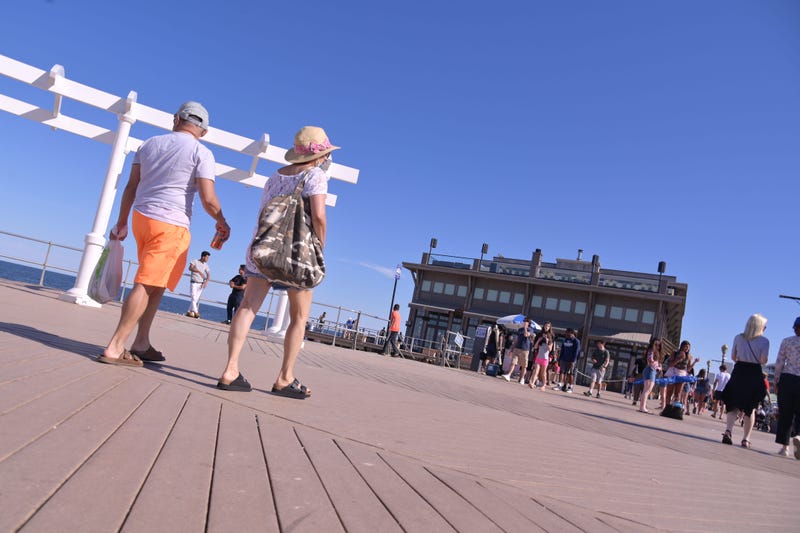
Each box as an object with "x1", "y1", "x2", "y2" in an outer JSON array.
[{"x1": 1, "y1": 278, "x2": 798, "y2": 532}]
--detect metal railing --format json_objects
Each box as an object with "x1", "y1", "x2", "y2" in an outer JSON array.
[{"x1": 0, "y1": 229, "x2": 396, "y2": 347}]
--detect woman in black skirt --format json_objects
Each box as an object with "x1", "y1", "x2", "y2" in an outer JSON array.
[{"x1": 722, "y1": 314, "x2": 769, "y2": 448}]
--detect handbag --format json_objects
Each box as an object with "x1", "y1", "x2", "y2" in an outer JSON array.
[
  {"x1": 88, "y1": 238, "x2": 124, "y2": 303},
  {"x1": 249, "y1": 172, "x2": 325, "y2": 288}
]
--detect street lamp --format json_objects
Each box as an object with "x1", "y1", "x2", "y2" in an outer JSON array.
[
  {"x1": 428, "y1": 238, "x2": 437, "y2": 264},
  {"x1": 479, "y1": 243, "x2": 488, "y2": 268},
  {"x1": 386, "y1": 264, "x2": 402, "y2": 335},
  {"x1": 721, "y1": 344, "x2": 728, "y2": 367}
]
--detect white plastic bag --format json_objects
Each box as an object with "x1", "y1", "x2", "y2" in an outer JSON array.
[{"x1": 88, "y1": 239, "x2": 124, "y2": 303}]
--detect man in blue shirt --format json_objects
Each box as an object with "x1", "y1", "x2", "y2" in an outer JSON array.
[{"x1": 556, "y1": 328, "x2": 581, "y2": 393}]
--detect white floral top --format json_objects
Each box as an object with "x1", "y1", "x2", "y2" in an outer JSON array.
[
  {"x1": 775, "y1": 335, "x2": 800, "y2": 379},
  {"x1": 244, "y1": 167, "x2": 328, "y2": 278}
]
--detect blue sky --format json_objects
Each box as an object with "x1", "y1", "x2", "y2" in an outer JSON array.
[{"x1": 1, "y1": 0, "x2": 798, "y2": 372}]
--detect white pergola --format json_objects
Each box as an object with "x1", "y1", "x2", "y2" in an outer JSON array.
[{"x1": 0, "y1": 54, "x2": 359, "y2": 337}]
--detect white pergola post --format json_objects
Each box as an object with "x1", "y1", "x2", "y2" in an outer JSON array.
[
  {"x1": 60, "y1": 91, "x2": 138, "y2": 307},
  {"x1": 265, "y1": 290, "x2": 291, "y2": 340}
]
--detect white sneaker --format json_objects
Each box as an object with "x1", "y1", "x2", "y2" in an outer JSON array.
[
  {"x1": 566, "y1": 387, "x2": 573, "y2": 393},
  {"x1": 519, "y1": 379, "x2": 526, "y2": 385},
  {"x1": 793, "y1": 436, "x2": 800, "y2": 460},
  {"x1": 778, "y1": 447, "x2": 790, "y2": 457},
  {"x1": 502, "y1": 374, "x2": 511, "y2": 382},
  {"x1": 552, "y1": 384, "x2": 561, "y2": 390}
]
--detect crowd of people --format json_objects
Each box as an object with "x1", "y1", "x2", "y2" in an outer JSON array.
[{"x1": 478, "y1": 313, "x2": 800, "y2": 459}]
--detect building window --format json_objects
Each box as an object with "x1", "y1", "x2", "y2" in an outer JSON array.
[
  {"x1": 558, "y1": 299, "x2": 572, "y2": 313},
  {"x1": 610, "y1": 306, "x2": 623, "y2": 320},
  {"x1": 624, "y1": 308, "x2": 638, "y2": 322},
  {"x1": 444, "y1": 283, "x2": 455, "y2": 296},
  {"x1": 642, "y1": 310, "x2": 655, "y2": 324},
  {"x1": 545, "y1": 297, "x2": 558, "y2": 310},
  {"x1": 499, "y1": 291, "x2": 511, "y2": 304},
  {"x1": 433, "y1": 282, "x2": 444, "y2": 294},
  {"x1": 594, "y1": 304, "x2": 606, "y2": 317},
  {"x1": 574, "y1": 301, "x2": 587, "y2": 315},
  {"x1": 457, "y1": 285, "x2": 467, "y2": 297},
  {"x1": 486, "y1": 289, "x2": 498, "y2": 302},
  {"x1": 474, "y1": 287, "x2": 484, "y2": 300},
  {"x1": 421, "y1": 280, "x2": 431, "y2": 292},
  {"x1": 513, "y1": 293, "x2": 524, "y2": 306},
  {"x1": 531, "y1": 295, "x2": 543, "y2": 308}
]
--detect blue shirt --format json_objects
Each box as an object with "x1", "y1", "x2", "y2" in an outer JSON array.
[
  {"x1": 514, "y1": 327, "x2": 532, "y2": 351},
  {"x1": 559, "y1": 337, "x2": 581, "y2": 362}
]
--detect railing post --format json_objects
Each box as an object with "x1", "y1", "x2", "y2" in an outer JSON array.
[
  {"x1": 38, "y1": 242, "x2": 54, "y2": 286},
  {"x1": 60, "y1": 91, "x2": 138, "y2": 307}
]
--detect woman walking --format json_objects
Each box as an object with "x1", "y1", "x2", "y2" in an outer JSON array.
[
  {"x1": 638, "y1": 337, "x2": 663, "y2": 413},
  {"x1": 216, "y1": 126, "x2": 338, "y2": 398},
  {"x1": 774, "y1": 317, "x2": 800, "y2": 458},
  {"x1": 721, "y1": 314, "x2": 769, "y2": 448},
  {"x1": 693, "y1": 369, "x2": 711, "y2": 416}
]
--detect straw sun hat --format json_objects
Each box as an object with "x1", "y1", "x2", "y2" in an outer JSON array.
[{"x1": 284, "y1": 126, "x2": 340, "y2": 164}]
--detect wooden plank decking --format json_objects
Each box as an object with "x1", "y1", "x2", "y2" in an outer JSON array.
[{"x1": 1, "y1": 278, "x2": 799, "y2": 532}]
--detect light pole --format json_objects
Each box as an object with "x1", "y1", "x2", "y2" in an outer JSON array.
[
  {"x1": 721, "y1": 344, "x2": 728, "y2": 367},
  {"x1": 479, "y1": 243, "x2": 488, "y2": 269},
  {"x1": 428, "y1": 238, "x2": 437, "y2": 264},
  {"x1": 386, "y1": 264, "x2": 401, "y2": 336}
]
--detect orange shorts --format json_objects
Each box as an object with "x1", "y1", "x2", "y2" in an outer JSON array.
[{"x1": 132, "y1": 211, "x2": 190, "y2": 291}]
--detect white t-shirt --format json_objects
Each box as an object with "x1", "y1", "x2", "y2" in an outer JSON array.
[
  {"x1": 189, "y1": 259, "x2": 210, "y2": 283},
  {"x1": 714, "y1": 371, "x2": 731, "y2": 391},
  {"x1": 132, "y1": 131, "x2": 216, "y2": 228}
]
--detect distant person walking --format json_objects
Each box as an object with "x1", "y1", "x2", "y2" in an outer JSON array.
[
  {"x1": 585, "y1": 340, "x2": 610, "y2": 398},
  {"x1": 186, "y1": 251, "x2": 211, "y2": 318},
  {"x1": 502, "y1": 318, "x2": 532, "y2": 384},
  {"x1": 99, "y1": 101, "x2": 229, "y2": 366},
  {"x1": 638, "y1": 337, "x2": 663, "y2": 413},
  {"x1": 479, "y1": 323, "x2": 501, "y2": 373},
  {"x1": 382, "y1": 304, "x2": 403, "y2": 357},
  {"x1": 711, "y1": 364, "x2": 731, "y2": 418},
  {"x1": 556, "y1": 328, "x2": 581, "y2": 393},
  {"x1": 721, "y1": 314, "x2": 769, "y2": 448},
  {"x1": 224, "y1": 264, "x2": 247, "y2": 324},
  {"x1": 774, "y1": 316, "x2": 800, "y2": 459},
  {"x1": 217, "y1": 126, "x2": 337, "y2": 397}
]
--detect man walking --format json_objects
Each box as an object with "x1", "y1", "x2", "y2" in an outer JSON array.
[
  {"x1": 99, "y1": 101, "x2": 229, "y2": 366},
  {"x1": 224, "y1": 264, "x2": 247, "y2": 324},
  {"x1": 556, "y1": 328, "x2": 581, "y2": 392},
  {"x1": 187, "y1": 251, "x2": 211, "y2": 318},
  {"x1": 502, "y1": 318, "x2": 532, "y2": 384},
  {"x1": 382, "y1": 304, "x2": 402, "y2": 357},
  {"x1": 585, "y1": 339, "x2": 610, "y2": 398}
]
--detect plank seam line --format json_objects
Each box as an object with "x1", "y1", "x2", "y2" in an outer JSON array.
[
  {"x1": 293, "y1": 426, "x2": 347, "y2": 531},
  {"x1": 372, "y1": 449, "x2": 455, "y2": 532},
  {"x1": 424, "y1": 466, "x2": 510, "y2": 531},
  {"x1": 203, "y1": 400, "x2": 223, "y2": 533},
  {"x1": 1, "y1": 365, "x2": 103, "y2": 415},
  {"x1": 256, "y1": 413, "x2": 283, "y2": 531},
  {"x1": 15, "y1": 381, "x2": 162, "y2": 531},
  {"x1": 119, "y1": 389, "x2": 193, "y2": 531},
  {"x1": 0, "y1": 372, "x2": 134, "y2": 463}
]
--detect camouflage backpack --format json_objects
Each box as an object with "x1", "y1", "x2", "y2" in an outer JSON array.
[{"x1": 249, "y1": 174, "x2": 326, "y2": 288}]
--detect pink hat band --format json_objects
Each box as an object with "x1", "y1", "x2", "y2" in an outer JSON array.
[{"x1": 294, "y1": 139, "x2": 332, "y2": 155}]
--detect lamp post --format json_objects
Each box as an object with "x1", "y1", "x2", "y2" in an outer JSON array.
[
  {"x1": 479, "y1": 243, "x2": 489, "y2": 269},
  {"x1": 428, "y1": 238, "x2": 437, "y2": 264},
  {"x1": 721, "y1": 344, "x2": 728, "y2": 367},
  {"x1": 386, "y1": 264, "x2": 402, "y2": 335}
]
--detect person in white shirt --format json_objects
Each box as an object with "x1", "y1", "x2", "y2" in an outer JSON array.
[
  {"x1": 186, "y1": 251, "x2": 211, "y2": 318},
  {"x1": 711, "y1": 364, "x2": 731, "y2": 418}
]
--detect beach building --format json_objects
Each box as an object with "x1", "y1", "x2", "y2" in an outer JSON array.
[{"x1": 402, "y1": 248, "x2": 688, "y2": 391}]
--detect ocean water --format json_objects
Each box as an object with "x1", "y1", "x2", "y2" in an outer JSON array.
[{"x1": 0, "y1": 259, "x2": 271, "y2": 330}]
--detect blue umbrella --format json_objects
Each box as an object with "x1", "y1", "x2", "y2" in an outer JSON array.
[{"x1": 497, "y1": 314, "x2": 541, "y2": 331}]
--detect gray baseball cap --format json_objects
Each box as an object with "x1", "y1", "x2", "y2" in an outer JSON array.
[{"x1": 176, "y1": 101, "x2": 209, "y2": 130}]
